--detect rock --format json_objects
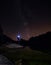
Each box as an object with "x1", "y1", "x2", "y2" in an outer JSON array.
[{"x1": 0, "y1": 55, "x2": 14, "y2": 65}]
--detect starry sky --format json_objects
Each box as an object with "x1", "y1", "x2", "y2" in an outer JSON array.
[{"x1": 0, "y1": 0, "x2": 51, "y2": 40}]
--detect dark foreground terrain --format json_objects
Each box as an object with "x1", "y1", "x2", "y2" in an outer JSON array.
[{"x1": 0, "y1": 46, "x2": 51, "y2": 65}]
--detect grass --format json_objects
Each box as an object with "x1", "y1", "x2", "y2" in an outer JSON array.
[{"x1": 0, "y1": 47, "x2": 51, "y2": 65}]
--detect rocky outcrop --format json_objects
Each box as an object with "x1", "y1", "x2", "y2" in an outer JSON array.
[{"x1": 0, "y1": 55, "x2": 14, "y2": 65}]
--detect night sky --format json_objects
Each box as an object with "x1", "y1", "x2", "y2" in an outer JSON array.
[{"x1": 0, "y1": 0, "x2": 51, "y2": 40}]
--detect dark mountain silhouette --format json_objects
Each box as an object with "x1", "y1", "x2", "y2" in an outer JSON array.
[
  {"x1": 28, "y1": 32, "x2": 51, "y2": 52},
  {"x1": 18, "y1": 32, "x2": 51, "y2": 53},
  {"x1": 0, "y1": 25, "x2": 16, "y2": 45},
  {"x1": 0, "y1": 34, "x2": 17, "y2": 45}
]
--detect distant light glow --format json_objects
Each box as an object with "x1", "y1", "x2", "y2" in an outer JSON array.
[
  {"x1": 17, "y1": 35, "x2": 21, "y2": 38},
  {"x1": 16, "y1": 33, "x2": 21, "y2": 41}
]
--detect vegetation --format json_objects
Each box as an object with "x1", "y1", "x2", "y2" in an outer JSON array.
[{"x1": 0, "y1": 47, "x2": 51, "y2": 65}]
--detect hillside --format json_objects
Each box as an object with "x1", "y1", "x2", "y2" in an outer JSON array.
[{"x1": 18, "y1": 32, "x2": 51, "y2": 53}]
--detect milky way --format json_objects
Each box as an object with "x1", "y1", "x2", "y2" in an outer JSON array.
[{"x1": 0, "y1": 0, "x2": 51, "y2": 40}]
